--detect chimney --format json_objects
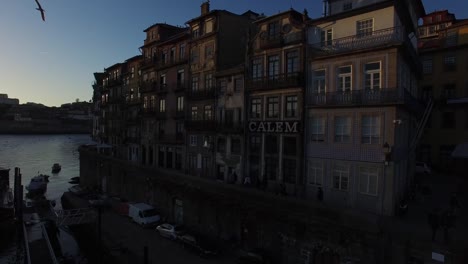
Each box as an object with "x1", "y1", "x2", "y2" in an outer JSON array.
[{"x1": 201, "y1": 1, "x2": 210, "y2": 15}]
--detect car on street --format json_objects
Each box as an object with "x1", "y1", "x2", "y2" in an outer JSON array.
[
  {"x1": 156, "y1": 223, "x2": 185, "y2": 240},
  {"x1": 415, "y1": 161, "x2": 431, "y2": 175},
  {"x1": 178, "y1": 234, "x2": 219, "y2": 258}
]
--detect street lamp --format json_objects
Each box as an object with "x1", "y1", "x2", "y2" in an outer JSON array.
[{"x1": 383, "y1": 142, "x2": 391, "y2": 166}]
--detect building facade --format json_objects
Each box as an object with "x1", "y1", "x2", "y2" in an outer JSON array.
[
  {"x1": 418, "y1": 10, "x2": 468, "y2": 172},
  {"x1": 305, "y1": 0, "x2": 425, "y2": 215}
]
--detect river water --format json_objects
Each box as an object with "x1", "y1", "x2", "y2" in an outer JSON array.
[{"x1": 0, "y1": 134, "x2": 94, "y2": 263}]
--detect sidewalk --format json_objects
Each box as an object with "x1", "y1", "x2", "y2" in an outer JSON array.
[{"x1": 388, "y1": 172, "x2": 468, "y2": 261}]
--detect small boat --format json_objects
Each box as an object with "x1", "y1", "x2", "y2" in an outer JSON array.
[
  {"x1": 69, "y1": 176, "x2": 80, "y2": 184},
  {"x1": 52, "y1": 163, "x2": 61, "y2": 173},
  {"x1": 26, "y1": 174, "x2": 49, "y2": 194}
]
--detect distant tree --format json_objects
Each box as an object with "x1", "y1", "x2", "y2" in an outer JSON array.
[{"x1": 75, "y1": 98, "x2": 80, "y2": 103}]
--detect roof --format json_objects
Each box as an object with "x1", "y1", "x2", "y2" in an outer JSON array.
[
  {"x1": 125, "y1": 55, "x2": 143, "y2": 62},
  {"x1": 143, "y1": 23, "x2": 180, "y2": 33},
  {"x1": 186, "y1": 9, "x2": 236, "y2": 25},
  {"x1": 93, "y1": 72, "x2": 106, "y2": 82},
  {"x1": 105, "y1": 62, "x2": 124, "y2": 71},
  {"x1": 254, "y1": 8, "x2": 303, "y2": 24}
]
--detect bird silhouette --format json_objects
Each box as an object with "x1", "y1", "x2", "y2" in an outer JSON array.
[{"x1": 34, "y1": 0, "x2": 45, "y2": 21}]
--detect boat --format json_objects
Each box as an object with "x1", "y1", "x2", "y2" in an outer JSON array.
[
  {"x1": 52, "y1": 163, "x2": 61, "y2": 173},
  {"x1": 69, "y1": 176, "x2": 80, "y2": 185},
  {"x1": 26, "y1": 174, "x2": 50, "y2": 195}
]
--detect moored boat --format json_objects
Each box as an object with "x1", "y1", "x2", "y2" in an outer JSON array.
[
  {"x1": 52, "y1": 163, "x2": 61, "y2": 173},
  {"x1": 26, "y1": 174, "x2": 50, "y2": 195}
]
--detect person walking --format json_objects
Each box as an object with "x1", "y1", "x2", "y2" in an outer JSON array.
[{"x1": 428, "y1": 210, "x2": 440, "y2": 242}]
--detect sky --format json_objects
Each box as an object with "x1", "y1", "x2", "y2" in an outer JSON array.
[{"x1": 0, "y1": 0, "x2": 467, "y2": 107}]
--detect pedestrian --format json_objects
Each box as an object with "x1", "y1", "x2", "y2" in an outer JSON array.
[
  {"x1": 317, "y1": 187, "x2": 323, "y2": 201},
  {"x1": 450, "y1": 193, "x2": 460, "y2": 215},
  {"x1": 428, "y1": 210, "x2": 440, "y2": 241}
]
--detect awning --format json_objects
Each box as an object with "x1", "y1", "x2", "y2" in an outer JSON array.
[{"x1": 451, "y1": 142, "x2": 468, "y2": 159}]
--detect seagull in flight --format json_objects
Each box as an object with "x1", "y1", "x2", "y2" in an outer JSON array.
[{"x1": 34, "y1": 0, "x2": 45, "y2": 21}]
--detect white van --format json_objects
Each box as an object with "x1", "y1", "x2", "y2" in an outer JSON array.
[{"x1": 128, "y1": 203, "x2": 161, "y2": 227}]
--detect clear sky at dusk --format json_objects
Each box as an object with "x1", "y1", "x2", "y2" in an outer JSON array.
[{"x1": 0, "y1": 0, "x2": 466, "y2": 106}]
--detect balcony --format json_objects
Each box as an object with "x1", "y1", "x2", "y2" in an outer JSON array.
[
  {"x1": 155, "y1": 57, "x2": 189, "y2": 70},
  {"x1": 106, "y1": 78, "x2": 123, "y2": 88},
  {"x1": 246, "y1": 73, "x2": 304, "y2": 91},
  {"x1": 185, "y1": 120, "x2": 217, "y2": 131},
  {"x1": 217, "y1": 121, "x2": 244, "y2": 134},
  {"x1": 187, "y1": 88, "x2": 216, "y2": 100},
  {"x1": 139, "y1": 81, "x2": 158, "y2": 93},
  {"x1": 155, "y1": 111, "x2": 167, "y2": 120},
  {"x1": 157, "y1": 133, "x2": 184, "y2": 144},
  {"x1": 156, "y1": 84, "x2": 168, "y2": 94},
  {"x1": 307, "y1": 88, "x2": 425, "y2": 115},
  {"x1": 308, "y1": 27, "x2": 416, "y2": 59},
  {"x1": 174, "y1": 82, "x2": 188, "y2": 92}
]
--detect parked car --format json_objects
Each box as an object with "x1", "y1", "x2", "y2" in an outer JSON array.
[
  {"x1": 178, "y1": 234, "x2": 219, "y2": 258},
  {"x1": 128, "y1": 203, "x2": 161, "y2": 227},
  {"x1": 156, "y1": 223, "x2": 185, "y2": 240},
  {"x1": 415, "y1": 162, "x2": 431, "y2": 175}
]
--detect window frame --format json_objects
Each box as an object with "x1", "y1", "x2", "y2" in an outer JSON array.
[
  {"x1": 359, "y1": 167, "x2": 379, "y2": 196},
  {"x1": 310, "y1": 116, "x2": 326, "y2": 142},
  {"x1": 307, "y1": 160, "x2": 323, "y2": 186},
  {"x1": 337, "y1": 65, "x2": 352, "y2": 92},
  {"x1": 356, "y1": 18, "x2": 374, "y2": 38},
  {"x1": 361, "y1": 115, "x2": 381, "y2": 144},
  {"x1": 364, "y1": 61, "x2": 381, "y2": 90},
  {"x1": 333, "y1": 163, "x2": 349, "y2": 191},
  {"x1": 266, "y1": 96, "x2": 279, "y2": 118},
  {"x1": 334, "y1": 116, "x2": 351, "y2": 143}
]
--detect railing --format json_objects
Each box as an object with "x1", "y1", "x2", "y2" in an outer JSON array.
[
  {"x1": 155, "y1": 57, "x2": 189, "y2": 70},
  {"x1": 283, "y1": 31, "x2": 303, "y2": 45},
  {"x1": 139, "y1": 81, "x2": 158, "y2": 93},
  {"x1": 185, "y1": 120, "x2": 217, "y2": 131},
  {"x1": 307, "y1": 88, "x2": 425, "y2": 113},
  {"x1": 259, "y1": 34, "x2": 283, "y2": 49},
  {"x1": 246, "y1": 72, "x2": 304, "y2": 91},
  {"x1": 187, "y1": 88, "x2": 216, "y2": 99},
  {"x1": 217, "y1": 121, "x2": 244, "y2": 133},
  {"x1": 309, "y1": 27, "x2": 413, "y2": 57},
  {"x1": 106, "y1": 78, "x2": 123, "y2": 87}
]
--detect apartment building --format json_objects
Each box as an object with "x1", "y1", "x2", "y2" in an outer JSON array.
[
  {"x1": 418, "y1": 10, "x2": 468, "y2": 173},
  {"x1": 139, "y1": 23, "x2": 188, "y2": 166},
  {"x1": 305, "y1": 0, "x2": 425, "y2": 215},
  {"x1": 245, "y1": 9, "x2": 307, "y2": 196},
  {"x1": 91, "y1": 72, "x2": 105, "y2": 142},
  {"x1": 122, "y1": 55, "x2": 143, "y2": 163},
  {"x1": 185, "y1": 2, "x2": 258, "y2": 179}
]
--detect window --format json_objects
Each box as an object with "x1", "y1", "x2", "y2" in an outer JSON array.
[
  {"x1": 311, "y1": 116, "x2": 325, "y2": 142},
  {"x1": 160, "y1": 73, "x2": 167, "y2": 87},
  {"x1": 205, "y1": 43, "x2": 214, "y2": 59},
  {"x1": 285, "y1": 96, "x2": 298, "y2": 117},
  {"x1": 251, "y1": 98, "x2": 261, "y2": 118},
  {"x1": 343, "y1": 2, "x2": 352, "y2": 10},
  {"x1": 321, "y1": 29, "x2": 333, "y2": 46},
  {"x1": 361, "y1": 115, "x2": 380, "y2": 144},
  {"x1": 423, "y1": 57, "x2": 433, "y2": 74},
  {"x1": 265, "y1": 135, "x2": 278, "y2": 154},
  {"x1": 442, "y1": 112, "x2": 455, "y2": 129},
  {"x1": 268, "y1": 55, "x2": 279, "y2": 79},
  {"x1": 219, "y1": 80, "x2": 227, "y2": 94},
  {"x1": 231, "y1": 138, "x2": 241, "y2": 154},
  {"x1": 179, "y1": 44, "x2": 186, "y2": 59},
  {"x1": 205, "y1": 19, "x2": 214, "y2": 34},
  {"x1": 191, "y1": 47, "x2": 199, "y2": 63},
  {"x1": 428, "y1": 25, "x2": 436, "y2": 35},
  {"x1": 143, "y1": 96, "x2": 148, "y2": 109},
  {"x1": 335, "y1": 116, "x2": 351, "y2": 143},
  {"x1": 250, "y1": 135, "x2": 261, "y2": 154},
  {"x1": 283, "y1": 159, "x2": 296, "y2": 184},
  {"x1": 205, "y1": 73, "x2": 213, "y2": 89},
  {"x1": 190, "y1": 135, "x2": 197, "y2": 146},
  {"x1": 418, "y1": 27, "x2": 426, "y2": 37},
  {"x1": 267, "y1": 97, "x2": 279, "y2": 118},
  {"x1": 312, "y1": 70, "x2": 326, "y2": 94},
  {"x1": 217, "y1": 137, "x2": 226, "y2": 153},
  {"x1": 442, "y1": 84, "x2": 456, "y2": 99},
  {"x1": 357, "y1": 19, "x2": 373, "y2": 37},
  {"x1": 283, "y1": 137, "x2": 297, "y2": 156},
  {"x1": 252, "y1": 58, "x2": 263, "y2": 79},
  {"x1": 161, "y1": 51, "x2": 168, "y2": 64},
  {"x1": 150, "y1": 95, "x2": 156, "y2": 109},
  {"x1": 170, "y1": 47, "x2": 176, "y2": 61},
  {"x1": 444, "y1": 54, "x2": 456, "y2": 71},
  {"x1": 177, "y1": 70, "x2": 185, "y2": 85},
  {"x1": 158, "y1": 121, "x2": 165, "y2": 135},
  {"x1": 176, "y1": 122, "x2": 184, "y2": 136},
  {"x1": 364, "y1": 62, "x2": 381, "y2": 90},
  {"x1": 268, "y1": 21, "x2": 280, "y2": 38},
  {"x1": 204, "y1": 105, "x2": 213, "y2": 120},
  {"x1": 337, "y1": 66, "x2": 352, "y2": 92},
  {"x1": 359, "y1": 167, "x2": 378, "y2": 195},
  {"x1": 234, "y1": 77, "x2": 242, "y2": 92},
  {"x1": 177, "y1": 96, "x2": 184, "y2": 112},
  {"x1": 191, "y1": 106, "x2": 198, "y2": 120},
  {"x1": 333, "y1": 164, "x2": 349, "y2": 191},
  {"x1": 307, "y1": 161, "x2": 323, "y2": 186},
  {"x1": 159, "y1": 99, "x2": 166, "y2": 113},
  {"x1": 192, "y1": 26, "x2": 200, "y2": 38},
  {"x1": 446, "y1": 31, "x2": 457, "y2": 47},
  {"x1": 191, "y1": 76, "x2": 199, "y2": 92},
  {"x1": 286, "y1": 50, "x2": 299, "y2": 74}
]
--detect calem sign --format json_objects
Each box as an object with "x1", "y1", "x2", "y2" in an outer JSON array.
[{"x1": 248, "y1": 121, "x2": 300, "y2": 133}]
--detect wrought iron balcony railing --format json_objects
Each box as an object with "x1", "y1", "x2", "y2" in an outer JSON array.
[
  {"x1": 308, "y1": 27, "x2": 415, "y2": 58},
  {"x1": 246, "y1": 72, "x2": 304, "y2": 91},
  {"x1": 187, "y1": 88, "x2": 216, "y2": 100},
  {"x1": 185, "y1": 120, "x2": 217, "y2": 131},
  {"x1": 139, "y1": 81, "x2": 158, "y2": 93},
  {"x1": 258, "y1": 32, "x2": 304, "y2": 50}
]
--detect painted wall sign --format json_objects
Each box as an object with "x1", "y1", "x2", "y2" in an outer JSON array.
[{"x1": 248, "y1": 121, "x2": 300, "y2": 133}]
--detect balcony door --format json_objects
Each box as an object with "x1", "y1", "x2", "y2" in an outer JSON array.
[{"x1": 337, "y1": 66, "x2": 352, "y2": 92}]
